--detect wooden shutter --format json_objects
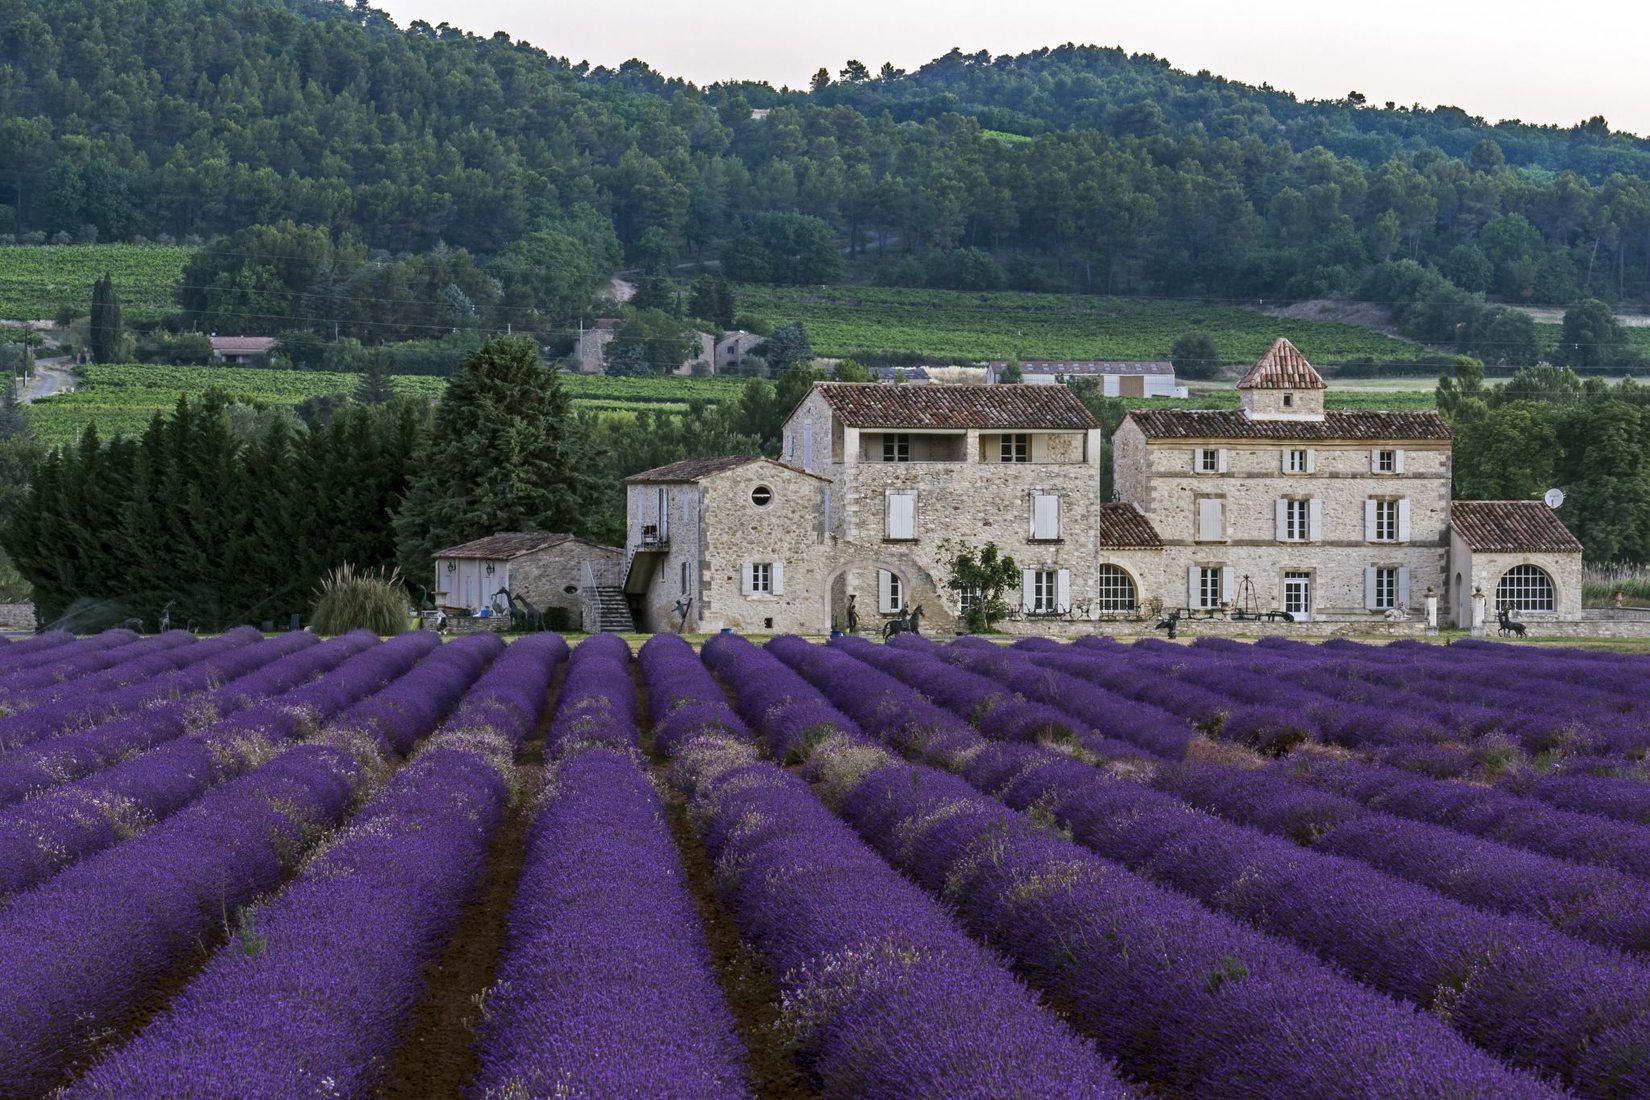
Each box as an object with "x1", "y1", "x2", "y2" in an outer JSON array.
[
  {"x1": 1397, "y1": 566, "x2": 1410, "y2": 607},
  {"x1": 1056, "y1": 570, "x2": 1071, "y2": 613},
  {"x1": 1280, "y1": 449, "x2": 1290, "y2": 474},
  {"x1": 1220, "y1": 566, "x2": 1234, "y2": 604},
  {"x1": 1191, "y1": 448, "x2": 1202, "y2": 472},
  {"x1": 1308, "y1": 499, "x2": 1323, "y2": 541},
  {"x1": 1216, "y1": 449, "x2": 1229, "y2": 473},
  {"x1": 1364, "y1": 567, "x2": 1378, "y2": 609},
  {"x1": 1364, "y1": 499, "x2": 1377, "y2": 541},
  {"x1": 772, "y1": 561, "x2": 785, "y2": 595},
  {"x1": 1033, "y1": 493, "x2": 1060, "y2": 539},
  {"x1": 802, "y1": 422, "x2": 814, "y2": 468},
  {"x1": 1022, "y1": 569, "x2": 1037, "y2": 612},
  {"x1": 1198, "y1": 498, "x2": 1223, "y2": 541},
  {"x1": 1397, "y1": 499, "x2": 1411, "y2": 542},
  {"x1": 741, "y1": 562, "x2": 754, "y2": 596},
  {"x1": 1187, "y1": 566, "x2": 1200, "y2": 609},
  {"x1": 657, "y1": 488, "x2": 668, "y2": 541},
  {"x1": 1394, "y1": 449, "x2": 1406, "y2": 474},
  {"x1": 1370, "y1": 448, "x2": 1382, "y2": 473},
  {"x1": 886, "y1": 491, "x2": 915, "y2": 539},
  {"x1": 878, "y1": 569, "x2": 895, "y2": 613},
  {"x1": 1275, "y1": 499, "x2": 1288, "y2": 541},
  {"x1": 1305, "y1": 449, "x2": 1316, "y2": 473}
]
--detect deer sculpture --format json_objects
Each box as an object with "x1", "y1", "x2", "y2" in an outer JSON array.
[{"x1": 1496, "y1": 606, "x2": 1527, "y2": 638}]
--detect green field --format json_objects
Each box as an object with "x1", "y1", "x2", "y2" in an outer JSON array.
[
  {"x1": 0, "y1": 245, "x2": 194, "y2": 323},
  {"x1": 23, "y1": 365, "x2": 749, "y2": 446},
  {"x1": 738, "y1": 285, "x2": 1429, "y2": 364}
]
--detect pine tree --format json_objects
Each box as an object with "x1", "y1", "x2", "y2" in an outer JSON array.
[
  {"x1": 354, "y1": 352, "x2": 395, "y2": 405},
  {"x1": 394, "y1": 337, "x2": 605, "y2": 582},
  {"x1": 89, "y1": 273, "x2": 122, "y2": 364},
  {"x1": 0, "y1": 375, "x2": 30, "y2": 440}
]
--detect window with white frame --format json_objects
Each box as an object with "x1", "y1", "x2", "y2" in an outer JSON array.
[
  {"x1": 958, "y1": 584, "x2": 984, "y2": 618},
  {"x1": 1286, "y1": 448, "x2": 1310, "y2": 473},
  {"x1": 1198, "y1": 567, "x2": 1224, "y2": 609},
  {"x1": 882, "y1": 433, "x2": 910, "y2": 462},
  {"x1": 1030, "y1": 493, "x2": 1061, "y2": 540},
  {"x1": 1096, "y1": 565, "x2": 1136, "y2": 611},
  {"x1": 1284, "y1": 498, "x2": 1310, "y2": 541},
  {"x1": 1372, "y1": 566, "x2": 1398, "y2": 609},
  {"x1": 877, "y1": 569, "x2": 904, "y2": 613},
  {"x1": 750, "y1": 562, "x2": 773, "y2": 594},
  {"x1": 1371, "y1": 499, "x2": 1398, "y2": 541},
  {"x1": 1497, "y1": 564, "x2": 1555, "y2": 612},
  {"x1": 1372, "y1": 448, "x2": 1402, "y2": 474},
  {"x1": 1033, "y1": 570, "x2": 1059, "y2": 613},
  {"x1": 1001, "y1": 433, "x2": 1029, "y2": 463},
  {"x1": 1197, "y1": 448, "x2": 1221, "y2": 473}
]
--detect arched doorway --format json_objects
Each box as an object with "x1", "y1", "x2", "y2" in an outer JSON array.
[
  {"x1": 821, "y1": 554, "x2": 949, "y2": 635},
  {"x1": 1454, "y1": 572, "x2": 1465, "y2": 627}
]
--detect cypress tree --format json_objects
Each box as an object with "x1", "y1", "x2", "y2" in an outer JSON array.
[
  {"x1": 89, "y1": 273, "x2": 123, "y2": 364},
  {"x1": 394, "y1": 336, "x2": 604, "y2": 583},
  {"x1": 354, "y1": 352, "x2": 395, "y2": 405}
]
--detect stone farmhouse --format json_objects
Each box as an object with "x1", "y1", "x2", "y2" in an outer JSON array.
[{"x1": 623, "y1": 339, "x2": 1586, "y2": 635}]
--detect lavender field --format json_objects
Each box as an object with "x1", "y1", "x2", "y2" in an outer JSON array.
[{"x1": 1, "y1": 628, "x2": 1648, "y2": 1098}]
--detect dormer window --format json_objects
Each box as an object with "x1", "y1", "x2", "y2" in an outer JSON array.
[{"x1": 1282, "y1": 393, "x2": 1294, "y2": 408}]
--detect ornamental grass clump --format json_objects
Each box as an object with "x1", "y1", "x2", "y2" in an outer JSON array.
[{"x1": 309, "y1": 563, "x2": 411, "y2": 636}]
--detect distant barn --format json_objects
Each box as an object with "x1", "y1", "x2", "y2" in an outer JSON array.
[{"x1": 987, "y1": 360, "x2": 1184, "y2": 397}]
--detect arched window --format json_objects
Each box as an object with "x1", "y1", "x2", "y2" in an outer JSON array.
[
  {"x1": 1497, "y1": 564, "x2": 1555, "y2": 612},
  {"x1": 1096, "y1": 565, "x2": 1137, "y2": 612}
]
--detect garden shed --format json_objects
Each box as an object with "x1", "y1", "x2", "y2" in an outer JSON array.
[{"x1": 432, "y1": 532, "x2": 622, "y2": 630}]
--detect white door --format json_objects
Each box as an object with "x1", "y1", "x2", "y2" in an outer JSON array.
[{"x1": 1284, "y1": 572, "x2": 1312, "y2": 622}]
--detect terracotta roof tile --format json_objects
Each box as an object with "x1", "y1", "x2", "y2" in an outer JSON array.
[
  {"x1": 434, "y1": 531, "x2": 578, "y2": 559},
  {"x1": 624, "y1": 455, "x2": 828, "y2": 483},
  {"x1": 1237, "y1": 338, "x2": 1326, "y2": 390},
  {"x1": 1125, "y1": 408, "x2": 1452, "y2": 441},
  {"x1": 1101, "y1": 502, "x2": 1162, "y2": 549},
  {"x1": 815, "y1": 382, "x2": 1098, "y2": 429},
  {"x1": 1451, "y1": 501, "x2": 1583, "y2": 553}
]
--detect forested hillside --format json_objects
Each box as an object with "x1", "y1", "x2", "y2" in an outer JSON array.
[{"x1": 2, "y1": 0, "x2": 1649, "y2": 364}]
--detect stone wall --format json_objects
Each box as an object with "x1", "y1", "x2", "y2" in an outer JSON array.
[
  {"x1": 1450, "y1": 530, "x2": 1584, "y2": 626},
  {"x1": 0, "y1": 601, "x2": 36, "y2": 632},
  {"x1": 509, "y1": 539, "x2": 623, "y2": 630},
  {"x1": 694, "y1": 463, "x2": 836, "y2": 634}
]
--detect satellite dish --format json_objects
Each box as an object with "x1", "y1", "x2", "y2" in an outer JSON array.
[{"x1": 1544, "y1": 488, "x2": 1566, "y2": 509}]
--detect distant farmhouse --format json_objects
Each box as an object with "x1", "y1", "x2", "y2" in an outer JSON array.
[
  {"x1": 573, "y1": 321, "x2": 766, "y2": 376},
  {"x1": 987, "y1": 359, "x2": 1187, "y2": 397},
  {"x1": 208, "y1": 336, "x2": 277, "y2": 364},
  {"x1": 623, "y1": 338, "x2": 1587, "y2": 636}
]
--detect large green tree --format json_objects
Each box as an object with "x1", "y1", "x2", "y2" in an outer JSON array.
[
  {"x1": 1558, "y1": 298, "x2": 1634, "y2": 369},
  {"x1": 394, "y1": 337, "x2": 606, "y2": 582}
]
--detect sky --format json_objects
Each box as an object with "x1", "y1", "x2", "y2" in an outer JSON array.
[{"x1": 370, "y1": 0, "x2": 1650, "y2": 138}]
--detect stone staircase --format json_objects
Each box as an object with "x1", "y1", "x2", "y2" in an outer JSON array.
[{"x1": 592, "y1": 586, "x2": 636, "y2": 633}]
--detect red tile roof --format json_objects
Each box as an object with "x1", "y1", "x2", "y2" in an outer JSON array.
[
  {"x1": 1101, "y1": 502, "x2": 1162, "y2": 549},
  {"x1": 624, "y1": 455, "x2": 827, "y2": 483},
  {"x1": 1125, "y1": 409, "x2": 1451, "y2": 441},
  {"x1": 434, "y1": 532, "x2": 581, "y2": 560},
  {"x1": 814, "y1": 382, "x2": 1098, "y2": 429},
  {"x1": 1237, "y1": 338, "x2": 1326, "y2": 390},
  {"x1": 1451, "y1": 501, "x2": 1583, "y2": 553}
]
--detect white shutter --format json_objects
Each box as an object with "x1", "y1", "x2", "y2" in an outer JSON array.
[
  {"x1": 1364, "y1": 567, "x2": 1378, "y2": 610},
  {"x1": 1032, "y1": 493, "x2": 1060, "y2": 539},
  {"x1": 772, "y1": 561, "x2": 785, "y2": 595},
  {"x1": 802, "y1": 422, "x2": 814, "y2": 468},
  {"x1": 1306, "y1": 449, "x2": 1316, "y2": 473},
  {"x1": 1308, "y1": 499, "x2": 1323, "y2": 541},
  {"x1": 1188, "y1": 566, "x2": 1200, "y2": 609},
  {"x1": 886, "y1": 491, "x2": 915, "y2": 539},
  {"x1": 1394, "y1": 449, "x2": 1406, "y2": 474},
  {"x1": 1216, "y1": 449, "x2": 1229, "y2": 473},
  {"x1": 1397, "y1": 499, "x2": 1411, "y2": 542},
  {"x1": 1198, "y1": 498, "x2": 1223, "y2": 541},
  {"x1": 657, "y1": 488, "x2": 668, "y2": 541},
  {"x1": 1364, "y1": 499, "x2": 1377, "y2": 542},
  {"x1": 1220, "y1": 566, "x2": 1234, "y2": 604},
  {"x1": 1022, "y1": 569, "x2": 1037, "y2": 613},
  {"x1": 741, "y1": 562, "x2": 754, "y2": 596},
  {"x1": 1370, "y1": 448, "x2": 1382, "y2": 473},
  {"x1": 878, "y1": 569, "x2": 895, "y2": 613},
  {"x1": 1028, "y1": 492, "x2": 1038, "y2": 538},
  {"x1": 1191, "y1": 448, "x2": 1201, "y2": 472},
  {"x1": 1275, "y1": 499, "x2": 1288, "y2": 541},
  {"x1": 1398, "y1": 566, "x2": 1411, "y2": 607},
  {"x1": 1056, "y1": 570, "x2": 1071, "y2": 613},
  {"x1": 1280, "y1": 450, "x2": 1291, "y2": 474}
]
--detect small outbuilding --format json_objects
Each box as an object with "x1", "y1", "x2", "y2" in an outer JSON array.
[
  {"x1": 432, "y1": 532, "x2": 623, "y2": 631},
  {"x1": 1448, "y1": 501, "x2": 1584, "y2": 627}
]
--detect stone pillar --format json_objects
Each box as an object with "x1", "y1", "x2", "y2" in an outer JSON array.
[
  {"x1": 1425, "y1": 592, "x2": 1438, "y2": 634},
  {"x1": 1471, "y1": 589, "x2": 1487, "y2": 637}
]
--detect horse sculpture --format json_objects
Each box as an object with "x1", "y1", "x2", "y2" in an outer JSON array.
[
  {"x1": 1496, "y1": 606, "x2": 1527, "y2": 638},
  {"x1": 882, "y1": 604, "x2": 925, "y2": 640}
]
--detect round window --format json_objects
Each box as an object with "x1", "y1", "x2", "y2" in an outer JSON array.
[
  {"x1": 563, "y1": 584, "x2": 579, "y2": 595},
  {"x1": 751, "y1": 485, "x2": 773, "y2": 507}
]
